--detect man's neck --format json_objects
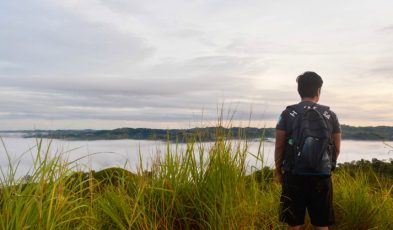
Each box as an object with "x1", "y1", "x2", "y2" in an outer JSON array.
[{"x1": 301, "y1": 97, "x2": 318, "y2": 103}]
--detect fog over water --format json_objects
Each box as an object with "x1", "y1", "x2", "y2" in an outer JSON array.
[{"x1": 0, "y1": 138, "x2": 392, "y2": 179}]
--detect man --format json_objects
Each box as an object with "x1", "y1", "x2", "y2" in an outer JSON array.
[{"x1": 275, "y1": 72, "x2": 341, "y2": 230}]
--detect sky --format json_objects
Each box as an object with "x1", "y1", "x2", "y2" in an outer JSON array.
[{"x1": 1, "y1": 0, "x2": 393, "y2": 130}]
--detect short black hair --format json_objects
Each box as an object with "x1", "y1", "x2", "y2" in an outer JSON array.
[{"x1": 296, "y1": 71, "x2": 323, "y2": 98}]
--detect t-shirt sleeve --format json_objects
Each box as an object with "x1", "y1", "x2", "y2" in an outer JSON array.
[
  {"x1": 276, "y1": 110, "x2": 287, "y2": 131},
  {"x1": 331, "y1": 111, "x2": 341, "y2": 134}
]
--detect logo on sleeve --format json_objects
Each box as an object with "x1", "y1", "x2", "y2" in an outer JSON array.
[
  {"x1": 289, "y1": 110, "x2": 298, "y2": 117},
  {"x1": 323, "y1": 111, "x2": 331, "y2": 120}
]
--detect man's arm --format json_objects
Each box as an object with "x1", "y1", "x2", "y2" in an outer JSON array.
[
  {"x1": 332, "y1": 132, "x2": 341, "y2": 160},
  {"x1": 274, "y1": 129, "x2": 287, "y2": 184},
  {"x1": 331, "y1": 111, "x2": 341, "y2": 161}
]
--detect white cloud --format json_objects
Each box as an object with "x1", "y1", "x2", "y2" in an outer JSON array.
[{"x1": 0, "y1": 0, "x2": 393, "y2": 129}]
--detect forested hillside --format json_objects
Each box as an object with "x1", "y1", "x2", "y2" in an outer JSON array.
[{"x1": 4, "y1": 125, "x2": 391, "y2": 141}]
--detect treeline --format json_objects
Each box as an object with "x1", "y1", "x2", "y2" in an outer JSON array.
[
  {"x1": 340, "y1": 125, "x2": 393, "y2": 140},
  {"x1": 8, "y1": 125, "x2": 393, "y2": 141},
  {"x1": 23, "y1": 127, "x2": 274, "y2": 142}
]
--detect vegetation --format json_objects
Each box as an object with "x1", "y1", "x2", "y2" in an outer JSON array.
[
  {"x1": 15, "y1": 127, "x2": 274, "y2": 141},
  {"x1": 0, "y1": 130, "x2": 392, "y2": 229},
  {"x1": 340, "y1": 125, "x2": 393, "y2": 141},
  {"x1": 3, "y1": 124, "x2": 393, "y2": 141}
]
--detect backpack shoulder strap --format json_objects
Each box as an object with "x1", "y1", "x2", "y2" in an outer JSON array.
[{"x1": 315, "y1": 104, "x2": 330, "y2": 113}]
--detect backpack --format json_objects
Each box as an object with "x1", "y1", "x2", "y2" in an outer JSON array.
[{"x1": 284, "y1": 104, "x2": 333, "y2": 176}]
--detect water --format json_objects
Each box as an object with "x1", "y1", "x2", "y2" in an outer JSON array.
[{"x1": 0, "y1": 137, "x2": 392, "y2": 179}]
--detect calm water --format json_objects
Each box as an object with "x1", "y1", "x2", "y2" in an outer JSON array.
[{"x1": 0, "y1": 137, "x2": 392, "y2": 178}]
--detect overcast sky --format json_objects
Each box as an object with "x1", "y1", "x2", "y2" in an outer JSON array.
[{"x1": 1, "y1": 0, "x2": 393, "y2": 130}]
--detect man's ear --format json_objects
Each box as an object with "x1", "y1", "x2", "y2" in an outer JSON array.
[{"x1": 315, "y1": 88, "x2": 321, "y2": 102}]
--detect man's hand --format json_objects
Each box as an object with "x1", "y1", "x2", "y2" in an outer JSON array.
[{"x1": 274, "y1": 129, "x2": 286, "y2": 185}]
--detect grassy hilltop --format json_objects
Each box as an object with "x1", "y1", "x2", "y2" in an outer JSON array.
[{"x1": 0, "y1": 129, "x2": 392, "y2": 229}]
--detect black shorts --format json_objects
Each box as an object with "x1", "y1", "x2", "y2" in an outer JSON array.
[{"x1": 279, "y1": 172, "x2": 335, "y2": 226}]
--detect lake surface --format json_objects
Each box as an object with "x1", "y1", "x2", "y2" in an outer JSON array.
[{"x1": 0, "y1": 137, "x2": 392, "y2": 178}]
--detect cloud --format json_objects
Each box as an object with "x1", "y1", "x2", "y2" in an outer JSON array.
[
  {"x1": 0, "y1": 54, "x2": 272, "y2": 123},
  {"x1": 1, "y1": 55, "x2": 265, "y2": 95},
  {"x1": 380, "y1": 25, "x2": 393, "y2": 32},
  {"x1": 1, "y1": 0, "x2": 393, "y2": 128},
  {"x1": 367, "y1": 66, "x2": 393, "y2": 78},
  {"x1": 0, "y1": 1, "x2": 154, "y2": 77}
]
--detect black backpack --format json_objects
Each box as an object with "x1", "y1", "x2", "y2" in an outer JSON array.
[{"x1": 284, "y1": 104, "x2": 333, "y2": 176}]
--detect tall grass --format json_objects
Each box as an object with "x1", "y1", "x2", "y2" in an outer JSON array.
[
  {"x1": 0, "y1": 130, "x2": 392, "y2": 229},
  {"x1": 332, "y1": 164, "x2": 393, "y2": 229},
  {"x1": 0, "y1": 139, "x2": 92, "y2": 229}
]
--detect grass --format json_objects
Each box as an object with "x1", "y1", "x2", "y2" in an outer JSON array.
[
  {"x1": 332, "y1": 160, "x2": 393, "y2": 229},
  {"x1": 0, "y1": 129, "x2": 392, "y2": 229}
]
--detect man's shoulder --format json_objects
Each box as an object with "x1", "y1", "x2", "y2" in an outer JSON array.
[
  {"x1": 296, "y1": 102, "x2": 335, "y2": 113},
  {"x1": 279, "y1": 102, "x2": 338, "y2": 117},
  {"x1": 283, "y1": 102, "x2": 338, "y2": 119},
  {"x1": 283, "y1": 102, "x2": 328, "y2": 113}
]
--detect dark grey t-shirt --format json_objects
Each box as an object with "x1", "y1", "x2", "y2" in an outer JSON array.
[{"x1": 276, "y1": 101, "x2": 341, "y2": 135}]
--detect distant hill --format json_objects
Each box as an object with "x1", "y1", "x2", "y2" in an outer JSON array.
[
  {"x1": 340, "y1": 125, "x2": 393, "y2": 141},
  {"x1": 1, "y1": 125, "x2": 393, "y2": 141},
  {"x1": 16, "y1": 127, "x2": 274, "y2": 142}
]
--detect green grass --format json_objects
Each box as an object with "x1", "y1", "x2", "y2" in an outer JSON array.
[{"x1": 0, "y1": 130, "x2": 392, "y2": 229}]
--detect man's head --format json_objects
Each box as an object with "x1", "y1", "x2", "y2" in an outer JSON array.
[{"x1": 296, "y1": 71, "x2": 323, "y2": 99}]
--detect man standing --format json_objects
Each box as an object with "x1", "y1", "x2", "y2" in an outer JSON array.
[{"x1": 275, "y1": 72, "x2": 341, "y2": 229}]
